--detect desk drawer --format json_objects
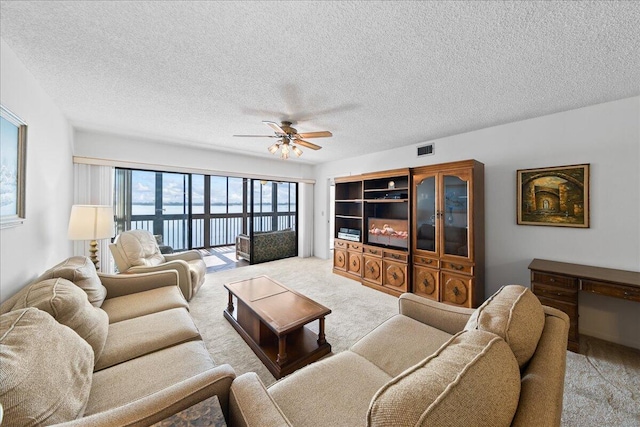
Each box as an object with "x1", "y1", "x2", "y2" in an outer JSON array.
[
  {"x1": 531, "y1": 272, "x2": 577, "y2": 290},
  {"x1": 581, "y1": 280, "x2": 640, "y2": 303},
  {"x1": 535, "y1": 295, "x2": 579, "y2": 342},
  {"x1": 532, "y1": 283, "x2": 578, "y2": 304}
]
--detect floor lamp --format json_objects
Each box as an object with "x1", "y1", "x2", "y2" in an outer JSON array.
[{"x1": 68, "y1": 205, "x2": 115, "y2": 270}]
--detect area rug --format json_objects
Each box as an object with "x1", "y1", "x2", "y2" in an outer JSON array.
[{"x1": 189, "y1": 256, "x2": 640, "y2": 426}]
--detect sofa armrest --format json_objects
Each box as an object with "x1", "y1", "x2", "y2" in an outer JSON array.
[
  {"x1": 54, "y1": 364, "x2": 236, "y2": 427},
  {"x1": 164, "y1": 250, "x2": 204, "y2": 262},
  {"x1": 125, "y1": 261, "x2": 192, "y2": 300},
  {"x1": 512, "y1": 306, "x2": 570, "y2": 427},
  {"x1": 98, "y1": 270, "x2": 180, "y2": 299},
  {"x1": 229, "y1": 373, "x2": 292, "y2": 427},
  {"x1": 398, "y1": 293, "x2": 475, "y2": 335}
]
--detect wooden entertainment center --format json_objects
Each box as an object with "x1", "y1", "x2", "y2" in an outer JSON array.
[{"x1": 333, "y1": 159, "x2": 485, "y2": 308}]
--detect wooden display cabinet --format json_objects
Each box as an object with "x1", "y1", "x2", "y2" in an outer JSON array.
[
  {"x1": 411, "y1": 160, "x2": 484, "y2": 308},
  {"x1": 332, "y1": 161, "x2": 484, "y2": 306}
]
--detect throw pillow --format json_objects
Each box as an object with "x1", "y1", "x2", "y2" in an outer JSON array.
[
  {"x1": 0, "y1": 308, "x2": 94, "y2": 426},
  {"x1": 464, "y1": 284, "x2": 545, "y2": 368},
  {"x1": 7, "y1": 278, "x2": 109, "y2": 363},
  {"x1": 34, "y1": 256, "x2": 107, "y2": 307},
  {"x1": 368, "y1": 329, "x2": 521, "y2": 427}
]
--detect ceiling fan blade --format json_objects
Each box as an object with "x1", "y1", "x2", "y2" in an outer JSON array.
[
  {"x1": 232, "y1": 134, "x2": 279, "y2": 138},
  {"x1": 294, "y1": 139, "x2": 322, "y2": 150},
  {"x1": 297, "y1": 131, "x2": 333, "y2": 139},
  {"x1": 263, "y1": 121, "x2": 286, "y2": 135}
]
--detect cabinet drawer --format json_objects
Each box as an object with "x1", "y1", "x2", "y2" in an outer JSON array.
[
  {"x1": 441, "y1": 272, "x2": 473, "y2": 308},
  {"x1": 383, "y1": 250, "x2": 408, "y2": 263},
  {"x1": 363, "y1": 256, "x2": 382, "y2": 285},
  {"x1": 442, "y1": 261, "x2": 473, "y2": 275},
  {"x1": 363, "y1": 245, "x2": 382, "y2": 256},
  {"x1": 581, "y1": 280, "x2": 640, "y2": 303},
  {"x1": 383, "y1": 260, "x2": 408, "y2": 292},
  {"x1": 413, "y1": 255, "x2": 439, "y2": 268},
  {"x1": 334, "y1": 239, "x2": 347, "y2": 249},
  {"x1": 531, "y1": 272, "x2": 577, "y2": 290},
  {"x1": 333, "y1": 249, "x2": 346, "y2": 271},
  {"x1": 347, "y1": 252, "x2": 362, "y2": 275},
  {"x1": 413, "y1": 265, "x2": 438, "y2": 301},
  {"x1": 347, "y1": 242, "x2": 363, "y2": 252},
  {"x1": 532, "y1": 283, "x2": 578, "y2": 304}
]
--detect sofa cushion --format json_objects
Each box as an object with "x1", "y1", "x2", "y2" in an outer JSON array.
[
  {"x1": 95, "y1": 307, "x2": 201, "y2": 371},
  {"x1": 368, "y1": 329, "x2": 521, "y2": 427},
  {"x1": 34, "y1": 256, "x2": 108, "y2": 307},
  {"x1": 6, "y1": 278, "x2": 109, "y2": 363},
  {"x1": 351, "y1": 314, "x2": 453, "y2": 377},
  {"x1": 100, "y1": 285, "x2": 189, "y2": 323},
  {"x1": 86, "y1": 340, "x2": 216, "y2": 416},
  {"x1": 0, "y1": 308, "x2": 94, "y2": 426},
  {"x1": 269, "y1": 351, "x2": 392, "y2": 427},
  {"x1": 464, "y1": 284, "x2": 545, "y2": 368},
  {"x1": 117, "y1": 229, "x2": 166, "y2": 267}
]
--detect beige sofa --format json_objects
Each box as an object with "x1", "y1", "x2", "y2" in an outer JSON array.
[
  {"x1": 110, "y1": 229, "x2": 206, "y2": 301},
  {"x1": 0, "y1": 256, "x2": 235, "y2": 426},
  {"x1": 228, "y1": 286, "x2": 570, "y2": 427}
]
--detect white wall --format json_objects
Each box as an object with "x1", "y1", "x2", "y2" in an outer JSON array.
[
  {"x1": 313, "y1": 96, "x2": 640, "y2": 349},
  {"x1": 74, "y1": 130, "x2": 315, "y2": 182},
  {"x1": 0, "y1": 39, "x2": 74, "y2": 301}
]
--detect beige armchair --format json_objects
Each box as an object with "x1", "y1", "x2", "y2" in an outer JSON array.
[{"x1": 109, "y1": 229, "x2": 206, "y2": 301}]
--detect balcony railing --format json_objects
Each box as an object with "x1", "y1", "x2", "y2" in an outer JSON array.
[{"x1": 124, "y1": 212, "x2": 296, "y2": 251}]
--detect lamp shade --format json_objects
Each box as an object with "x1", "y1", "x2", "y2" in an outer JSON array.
[{"x1": 68, "y1": 205, "x2": 115, "y2": 241}]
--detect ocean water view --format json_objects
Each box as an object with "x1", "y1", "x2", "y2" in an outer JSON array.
[{"x1": 131, "y1": 204, "x2": 295, "y2": 215}]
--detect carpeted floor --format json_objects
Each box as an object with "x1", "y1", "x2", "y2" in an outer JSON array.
[{"x1": 189, "y1": 256, "x2": 640, "y2": 426}]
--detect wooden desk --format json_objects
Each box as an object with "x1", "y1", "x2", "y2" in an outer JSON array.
[{"x1": 528, "y1": 259, "x2": 640, "y2": 352}]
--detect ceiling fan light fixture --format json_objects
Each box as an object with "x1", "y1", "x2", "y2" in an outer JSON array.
[
  {"x1": 292, "y1": 145, "x2": 303, "y2": 157},
  {"x1": 281, "y1": 151, "x2": 289, "y2": 160},
  {"x1": 268, "y1": 142, "x2": 280, "y2": 154},
  {"x1": 281, "y1": 144, "x2": 290, "y2": 155}
]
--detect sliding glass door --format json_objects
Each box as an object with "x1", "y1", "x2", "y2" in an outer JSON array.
[
  {"x1": 114, "y1": 168, "x2": 297, "y2": 252},
  {"x1": 114, "y1": 169, "x2": 190, "y2": 251}
]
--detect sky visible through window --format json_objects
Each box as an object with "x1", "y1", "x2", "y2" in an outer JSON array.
[{"x1": 128, "y1": 171, "x2": 295, "y2": 215}]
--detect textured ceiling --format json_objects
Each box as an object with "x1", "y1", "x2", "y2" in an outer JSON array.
[{"x1": 1, "y1": 1, "x2": 639, "y2": 164}]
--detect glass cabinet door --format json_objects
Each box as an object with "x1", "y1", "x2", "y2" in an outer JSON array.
[
  {"x1": 415, "y1": 175, "x2": 437, "y2": 252},
  {"x1": 442, "y1": 174, "x2": 469, "y2": 257}
]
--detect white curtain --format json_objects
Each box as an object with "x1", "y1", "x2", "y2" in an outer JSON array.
[
  {"x1": 298, "y1": 182, "x2": 314, "y2": 258},
  {"x1": 72, "y1": 163, "x2": 115, "y2": 273}
]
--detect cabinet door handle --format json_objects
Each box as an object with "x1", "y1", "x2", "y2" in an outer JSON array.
[
  {"x1": 453, "y1": 286, "x2": 460, "y2": 296},
  {"x1": 369, "y1": 266, "x2": 375, "y2": 273},
  {"x1": 391, "y1": 254, "x2": 401, "y2": 260},
  {"x1": 392, "y1": 272, "x2": 398, "y2": 280},
  {"x1": 451, "y1": 264, "x2": 464, "y2": 271},
  {"x1": 352, "y1": 260, "x2": 357, "y2": 266}
]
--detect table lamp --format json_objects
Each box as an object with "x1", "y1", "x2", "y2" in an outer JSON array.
[{"x1": 68, "y1": 205, "x2": 115, "y2": 270}]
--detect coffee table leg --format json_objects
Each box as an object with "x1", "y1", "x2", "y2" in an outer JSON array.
[
  {"x1": 317, "y1": 317, "x2": 326, "y2": 346},
  {"x1": 277, "y1": 336, "x2": 288, "y2": 366},
  {"x1": 227, "y1": 292, "x2": 234, "y2": 312}
]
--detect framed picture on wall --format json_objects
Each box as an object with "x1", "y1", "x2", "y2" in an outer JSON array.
[
  {"x1": 1, "y1": 105, "x2": 28, "y2": 228},
  {"x1": 517, "y1": 163, "x2": 590, "y2": 228}
]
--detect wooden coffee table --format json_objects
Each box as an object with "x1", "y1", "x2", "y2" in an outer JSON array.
[{"x1": 223, "y1": 275, "x2": 331, "y2": 379}]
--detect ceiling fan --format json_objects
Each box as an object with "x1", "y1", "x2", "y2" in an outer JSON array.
[{"x1": 233, "y1": 121, "x2": 332, "y2": 159}]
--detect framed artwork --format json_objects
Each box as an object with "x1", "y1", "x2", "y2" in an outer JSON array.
[
  {"x1": 517, "y1": 163, "x2": 590, "y2": 228},
  {"x1": 1, "y1": 105, "x2": 28, "y2": 228}
]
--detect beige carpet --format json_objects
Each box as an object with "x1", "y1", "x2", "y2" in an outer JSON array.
[{"x1": 189, "y1": 256, "x2": 640, "y2": 426}]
